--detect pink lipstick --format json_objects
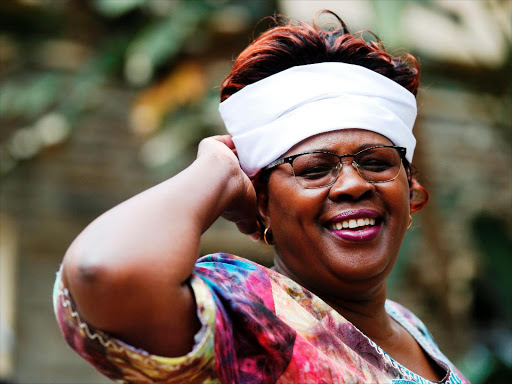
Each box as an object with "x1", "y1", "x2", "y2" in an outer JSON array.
[
  {"x1": 329, "y1": 223, "x2": 382, "y2": 242},
  {"x1": 325, "y1": 209, "x2": 382, "y2": 242}
]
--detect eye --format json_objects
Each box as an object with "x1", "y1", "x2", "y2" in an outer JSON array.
[
  {"x1": 292, "y1": 153, "x2": 338, "y2": 179},
  {"x1": 355, "y1": 147, "x2": 399, "y2": 173},
  {"x1": 357, "y1": 159, "x2": 393, "y2": 172},
  {"x1": 297, "y1": 165, "x2": 333, "y2": 178}
]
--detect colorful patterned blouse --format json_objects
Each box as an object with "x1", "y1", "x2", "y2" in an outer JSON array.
[{"x1": 54, "y1": 253, "x2": 469, "y2": 384}]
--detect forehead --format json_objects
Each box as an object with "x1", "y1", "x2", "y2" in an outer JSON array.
[{"x1": 283, "y1": 129, "x2": 394, "y2": 156}]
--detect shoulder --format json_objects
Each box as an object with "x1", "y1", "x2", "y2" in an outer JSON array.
[
  {"x1": 53, "y1": 267, "x2": 217, "y2": 382},
  {"x1": 196, "y1": 252, "x2": 263, "y2": 269},
  {"x1": 194, "y1": 253, "x2": 270, "y2": 285},
  {"x1": 194, "y1": 253, "x2": 276, "y2": 308},
  {"x1": 386, "y1": 300, "x2": 472, "y2": 383}
]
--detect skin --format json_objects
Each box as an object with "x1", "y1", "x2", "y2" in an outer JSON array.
[{"x1": 61, "y1": 130, "x2": 442, "y2": 380}]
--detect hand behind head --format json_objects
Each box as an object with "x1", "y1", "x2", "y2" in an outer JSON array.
[{"x1": 198, "y1": 135, "x2": 260, "y2": 239}]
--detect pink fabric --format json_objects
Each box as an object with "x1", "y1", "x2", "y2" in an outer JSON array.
[{"x1": 54, "y1": 253, "x2": 470, "y2": 383}]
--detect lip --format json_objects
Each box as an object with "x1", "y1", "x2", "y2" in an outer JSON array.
[
  {"x1": 325, "y1": 209, "x2": 381, "y2": 224},
  {"x1": 324, "y1": 209, "x2": 383, "y2": 242},
  {"x1": 328, "y1": 222, "x2": 382, "y2": 242}
]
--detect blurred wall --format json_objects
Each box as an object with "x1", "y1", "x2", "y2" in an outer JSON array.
[{"x1": 0, "y1": 0, "x2": 510, "y2": 383}]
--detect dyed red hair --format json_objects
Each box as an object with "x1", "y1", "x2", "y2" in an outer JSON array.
[{"x1": 220, "y1": 11, "x2": 420, "y2": 102}]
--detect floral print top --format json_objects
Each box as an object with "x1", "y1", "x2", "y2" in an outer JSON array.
[{"x1": 54, "y1": 253, "x2": 469, "y2": 383}]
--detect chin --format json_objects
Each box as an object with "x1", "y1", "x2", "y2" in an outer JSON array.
[{"x1": 327, "y1": 252, "x2": 395, "y2": 283}]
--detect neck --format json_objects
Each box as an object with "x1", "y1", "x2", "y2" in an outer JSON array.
[
  {"x1": 272, "y1": 257, "x2": 395, "y2": 343},
  {"x1": 323, "y1": 285, "x2": 395, "y2": 343}
]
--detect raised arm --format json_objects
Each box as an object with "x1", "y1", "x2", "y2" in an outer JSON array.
[{"x1": 61, "y1": 135, "x2": 258, "y2": 357}]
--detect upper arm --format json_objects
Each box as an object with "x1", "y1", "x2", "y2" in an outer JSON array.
[{"x1": 61, "y1": 252, "x2": 202, "y2": 357}]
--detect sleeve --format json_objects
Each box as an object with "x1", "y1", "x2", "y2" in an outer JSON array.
[{"x1": 52, "y1": 267, "x2": 219, "y2": 384}]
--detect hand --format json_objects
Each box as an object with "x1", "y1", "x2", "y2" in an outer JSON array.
[{"x1": 197, "y1": 135, "x2": 261, "y2": 240}]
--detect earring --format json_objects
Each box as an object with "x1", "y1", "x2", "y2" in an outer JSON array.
[
  {"x1": 263, "y1": 227, "x2": 274, "y2": 245},
  {"x1": 407, "y1": 215, "x2": 412, "y2": 229}
]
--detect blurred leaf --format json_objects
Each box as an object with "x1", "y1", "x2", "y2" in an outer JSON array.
[
  {"x1": 0, "y1": 1, "x2": 63, "y2": 36},
  {"x1": 459, "y1": 345, "x2": 495, "y2": 384},
  {"x1": 388, "y1": 226, "x2": 421, "y2": 294},
  {"x1": 131, "y1": 61, "x2": 206, "y2": 135},
  {"x1": 81, "y1": 34, "x2": 131, "y2": 77},
  {"x1": 370, "y1": 0, "x2": 407, "y2": 47},
  {"x1": 93, "y1": 0, "x2": 146, "y2": 18},
  {"x1": 125, "y1": 0, "x2": 209, "y2": 84},
  {"x1": 24, "y1": 73, "x2": 62, "y2": 118},
  {"x1": 58, "y1": 34, "x2": 131, "y2": 120},
  {"x1": 0, "y1": 73, "x2": 62, "y2": 119}
]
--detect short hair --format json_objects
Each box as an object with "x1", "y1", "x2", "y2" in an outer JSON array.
[
  {"x1": 222, "y1": 11, "x2": 421, "y2": 186},
  {"x1": 220, "y1": 11, "x2": 420, "y2": 102}
]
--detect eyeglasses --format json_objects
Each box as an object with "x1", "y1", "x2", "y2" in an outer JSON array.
[{"x1": 263, "y1": 145, "x2": 406, "y2": 189}]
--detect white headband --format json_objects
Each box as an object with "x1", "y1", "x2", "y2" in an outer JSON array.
[{"x1": 219, "y1": 62, "x2": 417, "y2": 177}]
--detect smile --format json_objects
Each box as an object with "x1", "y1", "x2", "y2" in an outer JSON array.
[
  {"x1": 328, "y1": 218, "x2": 376, "y2": 230},
  {"x1": 324, "y1": 210, "x2": 383, "y2": 242}
]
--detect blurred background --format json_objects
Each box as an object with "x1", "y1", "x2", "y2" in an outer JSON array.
[{"x1": 0, "y1": 0, "x2": 510, "y2": 383}]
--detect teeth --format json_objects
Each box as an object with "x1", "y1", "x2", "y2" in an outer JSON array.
[{"x1": 329, "y1": 217, "x2": 377, "y2": 230}]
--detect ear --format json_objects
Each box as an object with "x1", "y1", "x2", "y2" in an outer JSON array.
[
  {"x1": 410, "y1": 179, "x2": 429, "y2": 213},
  {"x1": 254, "y1": 179, "x2": 271, "y2": 229}
]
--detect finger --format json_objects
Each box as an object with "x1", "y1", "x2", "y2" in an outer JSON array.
[
  {"x1": 211, "y1": 135, "x2": 235, "y2": 149},
  {"x1": 248, "y1": 221, "x2": 262, "y2": 242},
  {"x1": 222, "y1": 205, "x2": 259, "y2": 236},
  {"x1": 235, "y1": 218, "x2": 261, "y2": 239}
]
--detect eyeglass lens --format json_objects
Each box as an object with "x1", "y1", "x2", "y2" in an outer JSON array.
[{"x1": 291, "y1": 147, "x2": 402, "y2": 188}]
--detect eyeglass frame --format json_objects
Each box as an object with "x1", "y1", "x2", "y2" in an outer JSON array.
[{"x1": 261, "y1": 145, "x2": 407, "y2": 189}]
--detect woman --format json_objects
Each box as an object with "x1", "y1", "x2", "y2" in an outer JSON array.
[{"x1": 54, "y1": 12, "x2": 469, "y2": 384}]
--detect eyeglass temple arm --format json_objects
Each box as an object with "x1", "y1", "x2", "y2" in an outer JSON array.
[{"x1": 265, "y1": 158, "x2": 286, "y2": 170}]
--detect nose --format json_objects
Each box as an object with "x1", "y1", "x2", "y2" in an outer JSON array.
[{"x1": 328, "y1": 159, "x2": 375, "y2": 201}]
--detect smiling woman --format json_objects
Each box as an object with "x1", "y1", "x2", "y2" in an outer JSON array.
[
  {"x1": 53, "y1": 11, "x2": 468, "y2": 384},
  {"x1": 263, "y1": 130, "x2": 410, "y2": 289}
]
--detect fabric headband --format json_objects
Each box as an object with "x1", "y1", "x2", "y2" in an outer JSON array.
[{"x1": 219, "y1": 62, "x2": 417, "y2": 177}]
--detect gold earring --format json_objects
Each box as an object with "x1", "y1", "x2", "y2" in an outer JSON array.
[
  {"x1": 407, "y1": 215, "x2": 412, "y2": 229},
  {"x1": 263, "y1": 227, "x2": 274, "y2": 245}
]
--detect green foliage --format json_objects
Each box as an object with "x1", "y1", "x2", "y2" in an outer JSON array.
[
  {"x1": 93, "y1": 0, "x2": 147, "y2": 18},
  {"x1": 0, "y1": 0, "x2": 273, "y2": 177},
  {"x1": 0, "y1": 73, "x2": 62, "y2": 120},
  {"x1": 126, "y1": 1, "x2": 209, "y2": 71}
]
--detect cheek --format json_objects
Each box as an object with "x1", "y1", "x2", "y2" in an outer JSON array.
[
  {"x1": 399, "y1": 173, "x2": 411, "y2": 211},
  {"x1": 266, "y1": 176, "x2": 323, "y2": 234},
  {"x1": 383, "y1": 172, "x2": 410, "y2": 219},
  {"x1": 267, "y1": 183, "x2": 301, "y2": 223}
]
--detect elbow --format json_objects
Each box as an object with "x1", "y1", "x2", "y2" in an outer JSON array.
[
  {"x1": 72, "y1": 259, "x2": 104, "y2": 286},
  {"x1": 62, "y1": 239, "x2": 110, "y2": 297},
  {"x1": 61, "y1": 243, "x2": 121, "y2": 329}
]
